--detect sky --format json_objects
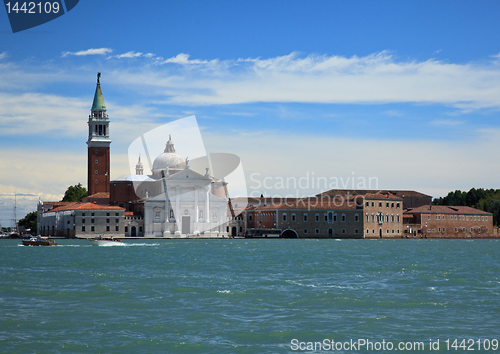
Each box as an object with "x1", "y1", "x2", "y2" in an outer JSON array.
[{"x1": 1, "y1": 0, "x2": 500, "y2": 227}]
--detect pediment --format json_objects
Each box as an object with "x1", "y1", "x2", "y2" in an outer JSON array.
[{"x1": 165, "y1": 168, "x2": 212, "y2": 183}]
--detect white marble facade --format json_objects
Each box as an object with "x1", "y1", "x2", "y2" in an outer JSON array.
[{"x1": 143, "y1": 167, "x2": 228, "y2": 237}]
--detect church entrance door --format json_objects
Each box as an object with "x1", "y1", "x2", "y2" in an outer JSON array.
[
  {"x1": 182, "y1": 216, "x2": 190, "y2": 235},
  {"x1": 131, "y1": 226, "x2": 137, "y2": 236}
]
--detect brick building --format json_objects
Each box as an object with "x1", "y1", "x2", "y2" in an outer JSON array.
[{"x1": 403, "y1": 205, "x2": 494, "y2": 238}]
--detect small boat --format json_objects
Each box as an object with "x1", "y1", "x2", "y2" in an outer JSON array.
[
  {"x1": 89, "y1": 236, "x2": 123, "y2": 246},
  {"x1": 22, "y1": 236, "x2": 57, "y2": 246}
]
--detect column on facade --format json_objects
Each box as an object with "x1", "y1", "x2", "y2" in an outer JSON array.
[
  {"x1": 194, "y1": 187, "x2": 199, "y2": 222},
  {"x1": 205, "y1": 185, "x2": 210, "y2": 224},
  {"x1": 175, "y1": 186, "x2": 180, "y2": 222}
]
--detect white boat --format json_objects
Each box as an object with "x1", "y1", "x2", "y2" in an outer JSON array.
[{"x1": 89, "y1": 236, "x2": 123, "y2": 246}]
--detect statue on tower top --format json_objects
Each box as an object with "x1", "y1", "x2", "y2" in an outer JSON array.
[{"x1": 97, "y1": 72, "x2": 101, "y2": 84}]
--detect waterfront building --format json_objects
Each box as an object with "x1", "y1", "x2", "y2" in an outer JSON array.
[
  {"x1": 403, "y1": 205, "x2": 494, "y2": 238},
  {"x1": 37, "y1": 201, "x2": 124, "y2": 237},
  {"x1": 243, "y1": 191, "x2": 404, "y2": 239},
  {"x1": 141, "y1": 137, "x2": 229, "y2": 237}
]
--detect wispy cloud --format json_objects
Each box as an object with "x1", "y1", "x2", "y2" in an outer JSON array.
[
  {"x1": 103, "y1": 51, "x2": 500, "y2": 110},
  {"x1": 161, "y1": 53, "x2": 217, "y2": 65},
  {"x1": 431, "y1": 119, "x2": 464, "y2": 126},
  {"x1": 62, "y1": 48, "x2": 113, "y2": 57}
]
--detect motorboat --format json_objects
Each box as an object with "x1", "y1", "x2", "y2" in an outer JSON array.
[
  {"x1": 22, "y1": 236, "x2": 57, "y2": 246},
  {"x1": 89, "y1": 236, "x2": 123, "y2": 246}
]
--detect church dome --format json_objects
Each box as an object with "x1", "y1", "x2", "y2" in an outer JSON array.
[{"x1": 151, "y1": 135, "x2": 186, "y2": 175}]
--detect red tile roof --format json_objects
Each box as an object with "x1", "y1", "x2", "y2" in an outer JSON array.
[
  {"x1": 47, "y1": 202, "x2": 124, "y2": 213},
  {"x1": 404, "y1": 205, "x2": 492, "y2": 215},
  {"x1": 85, "y1": 192, "x2": 110, "y2": 199},
  {"x1": 317, "y1": 189, "x2": 431, "y2": 198}
]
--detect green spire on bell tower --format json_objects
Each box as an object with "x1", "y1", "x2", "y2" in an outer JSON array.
[{"x1": 91, "y1": 72, "x2": 106, "y2": 111}]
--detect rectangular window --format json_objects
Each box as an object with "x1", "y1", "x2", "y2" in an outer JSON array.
[
  {"x1": 106, "y1": 213, "x2": 110, "y2": 216},
  {"x1": 91, "y1": 213, "x2": 95, "y2": 216},
  {"x1": 366, "y1": 201, "x2": 369, "y2": 207},
  {"x1": 396, "y1": 203, "x2": 400, "y2": 208},
  {"x1": 106, "y1": 226, "x2": 110, "y2": 232},
  {"x1": 341, "y1": 228, "x2": 346, "y2": 234},
  {"x1": 106, "y1": 218, "x2": 110, "y2": 223},
  {"x1": 315, "y1": 228, "x2": 320, "y2": 234},
  {"x1": 91, "y1": 226, "x2": 94, "y2": 232},
  {"x1": 82, "y1": 213, "x2": 86, "y2": 217},
  {"x1": 91, "y1": 219, "x2": 94, "y2": 224},
  {"x1": 125, "y1": 226, "x2": 128, "y2": 233},
  {"x1": 371, "y1": 202, "x2": 375, "y2": 207},
  {"x1": 386, "y1": 202, "x2": 389, "y2": 208},
  {"x1": 282, "y1": 213, "x2": 287, "y2": 222},
  {"x1": 341, "y1": 214, "x2": 345, "y2": 222},
  {"x1": 303, "y1": 228, "x2": 308, "y2": 234},
  {"x1": 82, "y1": 219, "x2": 86, "y2": 224},
  {"x1": 486, "y1": 216, "x2": 488, "y2": 221},
  {"x1": 303, "y1": 213, "x2": 308, "y2": 222},
  {"x1": 482, "y1": 216, "x2": 484, "y2": 221},
  {"x1": 366, "y1": 213, "x2": 369, "y2": 222},
  {"x1": 324, "y1": 214, "x2": 328, "y2": 222},
  {"x1": 354, "y1": 214, "x2": 359, "y2": 222},
  {"x1": 438, "y1": 227, "x2": 441, "y2": 232},
  {"x1": 116, "y1": 219, "x2": 119, "y2": 224},
  {"x1": 391, "y1": 202, "x2": 394, "y2": 208},
  {"x1": 315, "y1": 214, "x2": 319, "y2": 222},
  {"x1": 333, "y1": 213, "x2": 337, "y2": 222},
  {"x1": 354, "y1": 229, "x2": 359, "y2": 234},
  {"x1": 379, "y1": 202, "x2": 382, "y2": 207},
  {"x1": 82, "y1": 226, "x2": 85, "y2": 232},
  {"x1": 292, "y1": 214, "x2": 296, "y2": 222},
  {"x1": 115, "y1": 226, "x2": 119, "y2": 231}
]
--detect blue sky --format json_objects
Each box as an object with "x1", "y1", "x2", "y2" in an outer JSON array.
[{"x1": 1, "y1": 1, "x2": 500, "y2": 227}]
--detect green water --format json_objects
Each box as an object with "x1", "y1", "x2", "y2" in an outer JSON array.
[{"x1": 0, "y1": 239, "x2": 499, "y2": 353}]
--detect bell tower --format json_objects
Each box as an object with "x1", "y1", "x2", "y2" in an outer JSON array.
[{"x1": 87, "y1": 72, "x2": 111, "y2": 196}]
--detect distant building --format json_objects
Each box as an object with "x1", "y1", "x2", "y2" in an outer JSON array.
[
  {"x1": 37, "y1": 201, "x2": 125, "y2": 238},
  {"x1": 241, "y1": 191, "x2": 404, "y2": 239},
  {"x1": 403, "y1": 205, "x2": 494, "y2": 238}
]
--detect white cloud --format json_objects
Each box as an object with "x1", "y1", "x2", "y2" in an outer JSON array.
[
  {"x1": 112, "y1": 51, "x2": 144, "y2": 59},
  {"x1": 0, "y1": 92, "x2": 88, "y2": 136},
  {"x1": 161, "y1": 53, "x2": 217, "y2": 65},
  {"x1": 62, "y1": 48, "x2": 113, "y2": 57},
  {"x1": 0, "y1": 52, "x2": 7, "y2": 60},
  {"x1": 100, "y1": 51, "x2": 500, "y2": 111},
  {"x1": 431, "y1": 119, "x2": 465, "y2": 126}
]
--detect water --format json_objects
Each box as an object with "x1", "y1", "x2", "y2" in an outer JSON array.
[{"x1": 0, "y1": 239, "x2": 498, "y2": 353}]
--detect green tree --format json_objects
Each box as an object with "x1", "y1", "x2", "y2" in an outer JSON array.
[
  {"x1": 62, "y1": 183, "x2": 88, "y2": 202},
  {"x1": 18, "y1": 211, "x2": 37, "y2": 234}
]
